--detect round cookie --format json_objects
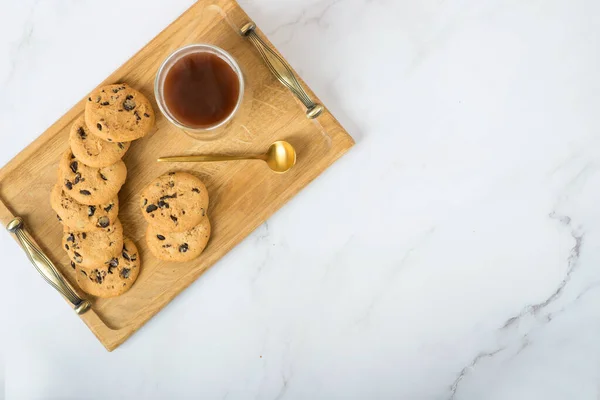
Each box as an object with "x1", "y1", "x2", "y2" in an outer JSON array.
[
  {"x1": 70, "y1": 115, "x2": 130, "y2": 168},
  {"x1": 51, "y1": 184, "x2": 118, "y2": 231},
  {"x1": 146, "y1": 217, "x2": 211, "y2": 262},
  {"x1": 85, "y1": 83, "x2": 155, "y2": 142},
  {"x1": 58, "y1": 149, "x2": 127, "y2": 205},
  {"x1": 63, "y1": 219, "x2": 124, "y2": 269},
  {"x1": 140, "y1": 172, "x2": 209, "y2": 233},
  {"x1": 76, "y1": 238, "x2": 140, "y2": 298}
]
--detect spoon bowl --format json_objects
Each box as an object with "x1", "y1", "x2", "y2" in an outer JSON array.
[{"x1": 264, "y1": 141, "x2": 296, "y2": 173}]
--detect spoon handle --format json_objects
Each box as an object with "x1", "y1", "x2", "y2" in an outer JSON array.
[{"x1": 157, "y1": 155, "x2": 263, "y2": 163}]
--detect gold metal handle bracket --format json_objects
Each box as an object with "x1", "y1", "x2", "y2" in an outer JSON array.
[
  {"x1": 6, "y1": 217, "x2": 91, "y2": 315},
  {"x1": 240, "y1": 21, "x2": 324, "y2": 119}
]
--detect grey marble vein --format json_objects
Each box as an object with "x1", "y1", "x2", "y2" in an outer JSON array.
[
  {"x1": 502, "y1": 213, "x2": 583, "y2": 330},
  {"x1": 448, "y1": 348, "x2": 505, "y2": 400}
]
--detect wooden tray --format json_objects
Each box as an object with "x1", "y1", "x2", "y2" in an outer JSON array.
[{"x1": 0, "y1": 0, "x2": 353, "y2": 351}]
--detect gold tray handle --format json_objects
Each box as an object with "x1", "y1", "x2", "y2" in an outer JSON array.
[
  {"x1": 240, "y1": 21, "x2": 324, "y2": 119},
  {"x1": 6, "y1": 217, "x2": 91, "y2": 315}
]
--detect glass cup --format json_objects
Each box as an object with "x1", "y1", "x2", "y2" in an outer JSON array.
[{"x1": 154, "y1": 44, "x2": 245, "y2": 140}]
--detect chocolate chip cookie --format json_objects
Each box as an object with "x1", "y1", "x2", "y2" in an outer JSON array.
[
  {"x1": 85, "y1": 83, "x2": 155, "y2": 142},
  {"x1": 146, "y1": 217, "x2": 211, "y2": 262},
  {"x1": 58, "y1": 149, "x2": 127, "y2": 205},
  {"x1": 51, "y1": 184, "x2": 118, "y2": 231},
  {"x1": 140, "y1": 172, "x2": 209, "y2": 233},
  {"x1": 63, "y1": 219, "x2": 124, "y2": 269},
  {"x1": 76, "y1": 238, "x2": 140, "y2": 298},
  {"x1": 69, "y1": 115, "x2": 130, "y2": 168}
]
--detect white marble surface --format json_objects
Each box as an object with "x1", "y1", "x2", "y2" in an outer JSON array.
[{"x1": 2, "y1": 0, "x2": 600, "y2": 398}]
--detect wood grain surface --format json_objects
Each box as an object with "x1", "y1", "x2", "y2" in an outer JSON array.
[{"x1": 0, "y1": 0, "x2": 354, "y2": 351}]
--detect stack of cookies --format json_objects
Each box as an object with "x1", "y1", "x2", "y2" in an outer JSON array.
[
  {"x1": 51, "y1": 83, "x2": 155, "y2": 298},
  {"x1": 140, "y1": 172, "x2": 211, "y2": 262}
]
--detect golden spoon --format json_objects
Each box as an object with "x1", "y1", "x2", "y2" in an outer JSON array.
[{"x1": 157, "y1": 140, "x2": 297, "y2": 173}]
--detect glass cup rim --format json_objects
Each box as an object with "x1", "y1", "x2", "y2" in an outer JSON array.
[{"x1": 154, "y1": 43, "x2": 245, "y2": 132}]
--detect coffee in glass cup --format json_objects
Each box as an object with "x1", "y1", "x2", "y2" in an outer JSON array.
[{"x1": 155, "y1": 44, "x2": 244, "y2": 139}]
